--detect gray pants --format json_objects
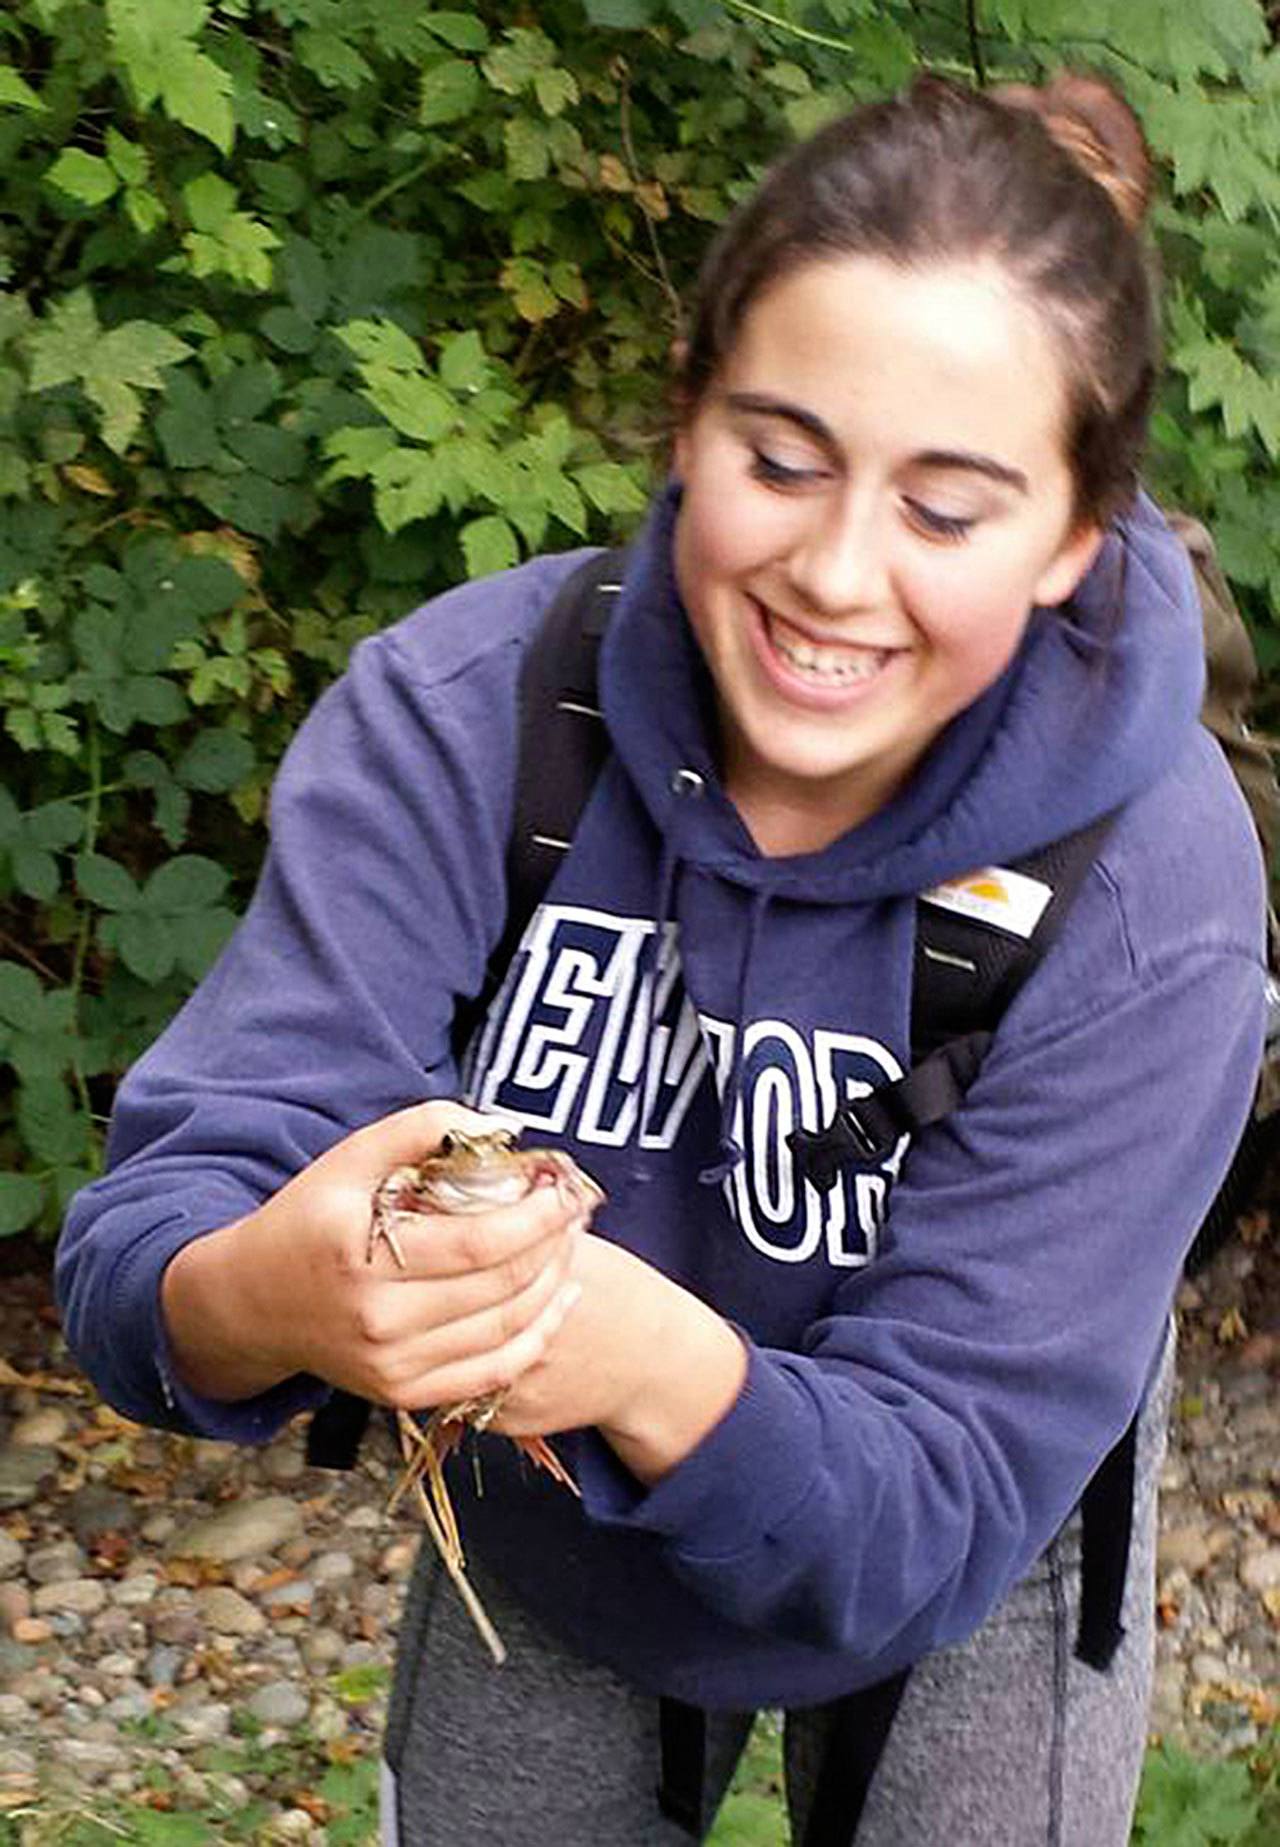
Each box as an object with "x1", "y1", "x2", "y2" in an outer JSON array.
[{"x1": 382, "y1": 1334, "x2": 1172, "y2": 1847}]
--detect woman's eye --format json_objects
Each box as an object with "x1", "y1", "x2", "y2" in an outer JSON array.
[
  {"x1": 904, "y1": 497, "x2": 976, "y2": 541},
  {"x1": 749, "y1": 449, "x2": 823, "y2": 489}
]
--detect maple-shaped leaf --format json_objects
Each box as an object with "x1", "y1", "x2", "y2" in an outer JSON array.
[
  {"x1": 27, "y1": 291, "x2": 191, "y2": 453},
  {"x1": 106, "y1": 0, "x2": 234, "y2": 153}
]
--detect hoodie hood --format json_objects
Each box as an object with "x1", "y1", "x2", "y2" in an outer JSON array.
[{"x1": 600, "y1": 482, "x2": 1206, "y2": 902}]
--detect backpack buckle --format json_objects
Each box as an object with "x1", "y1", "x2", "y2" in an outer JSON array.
[{"x1": 788, "y1": 1102, "x2": 895, "y2": 1192}]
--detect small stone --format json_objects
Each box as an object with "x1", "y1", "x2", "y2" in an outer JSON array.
[
  {"x1": 301, "y1": 1629, "x2": 344, "y2": 1671},
  {"x1": 172, "y1": 1702, "x2": 231, "y2": 1743},
  {"x1": 10, "y1": 1619, "x2": 51, "y2": 1646},
  {"x1": 1191, "y1": 1651, "x2": 1230, "y2": 1685},
  {"x1": 31, "y1": 1579, "x2": 107, "y2": 1618},
  {"x1": 27, "y1": 1540, "x2": 88, "y2": 1586},
  {"x1": 0, "y1": 1583, "x2": 30, "y2": 1633},
  {"x1": 113, "y1": 1572, "x2": 160, "y2": 1606},
  {"x1": 261, "y1": 1443, "x2": 306, "y2": 1484},
  {"x1": 192, "y1": 1440, "x2": 241, "y2": 1474},
  {"x1": 0, "y1": 1447, "x2": 58, "y2": 1509},
  {"x1": 0, "y1": 1694, "x2": 32, "y2": 1731},
  {"x1": 311, "y1": 1550, "x2": 356, "y2": 1586},
  {"x1": 272, "y1": 1810, "x2": 320, "y2": 1843},
  {"x1": 342, "y1": 1506, "x2": 381, "y2": 1531},
  {"x1": 1239, "y1": 1546, "x2": 1280, "y2": 1595},
  {"x1": 1158, "y1": 1525, "x2": 1212, "y2": 1576},
  {"x1": 280, "y1": 1536, "x2": 313, "y2": 1569},
  {"x1": 139, "y1": 1512, "x2": 176, "y2": 1544},
  {"x1": 102, "y1": 1691, "x2": 151, "y2": 1721},
  {"x1": 261, "y1": 1577, "x2": 314, "y2": 1613},
  {"x1": 196, "y1": 1586, "x2": 267, "y2": 1637},
  {"x1": 245, "y1": 1679, "x2": 310, "y2": 1727},
  {"x1": 94, "y1": 1652, "x2": 136, "y2": 1680},
  {"x1": 0, "y1": 1532, "x2": 22, "y2": 1580},
  {"x1": 8, "y1": 1409, "x2": 69, "y2": 1448},
  {"x1": 379, "y1": 1539, "x2": 416, "y2": 1577},
  {"x1": 67, "y1": 1486, "x2": 136, "y2": 1549},
  {"x1": 168, "y1": 1494, "x2": 304, "y2": 1563},
  {"x1": 146, "y1": 1644, "x2": 182, "y2": 1689}
]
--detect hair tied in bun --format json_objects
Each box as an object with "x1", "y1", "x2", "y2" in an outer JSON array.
[{"x1": 996, "y1": 74, "x2": 1152, "y2": 231}]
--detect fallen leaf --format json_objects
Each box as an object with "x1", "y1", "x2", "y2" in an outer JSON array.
[
  {"x1": 0, "y1": 1359, "x2": 89, "y2": 1395},
  {"x1": 62, "y1": 463, "x2": 116, "y2": 496}
]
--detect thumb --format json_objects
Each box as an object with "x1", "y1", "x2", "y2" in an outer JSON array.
[{"x1": 336, "y1": 1099, "x2": 500, "y2": 1187}]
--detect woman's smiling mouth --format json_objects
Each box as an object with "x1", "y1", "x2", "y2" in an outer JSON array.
[{"x1": 756, "y1": 601, "x2": 900, "y2": 692}]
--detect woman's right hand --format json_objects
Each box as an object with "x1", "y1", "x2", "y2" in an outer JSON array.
[{"x1": 159, "y1": 1100, "x2": 586, "y2": 1409}]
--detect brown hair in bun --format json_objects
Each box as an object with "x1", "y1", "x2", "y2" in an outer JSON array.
[
  {"x1": 994, "y1": 73, "x2": 1153, "y2": 232},
  {"x1": 678, "y1": 71, "x2": 1159, "y2": 527}
]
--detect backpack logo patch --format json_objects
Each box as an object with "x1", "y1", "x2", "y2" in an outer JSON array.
[{"x1": 921, "y1": 865, "x2": 1053, "y2": 939}]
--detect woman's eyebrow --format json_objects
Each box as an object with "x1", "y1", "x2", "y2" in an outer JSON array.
[
  {"x1": 723, "y1": 392, "x2": 834, "y2": 447},
  {"x1": 914, "y1": 450, "x2": 1029, "y2": 494},
  {"x1": 723, "y1": 393, "x2": 1029, "y2": 494}
]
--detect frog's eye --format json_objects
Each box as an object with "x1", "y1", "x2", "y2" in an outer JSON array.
[{"x1": 439, "y1": 1132, "x2": 462, "y2": 1156}]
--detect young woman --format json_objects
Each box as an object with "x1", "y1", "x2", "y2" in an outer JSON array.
[{"x1": 58, "y1": 72, "x2": 1266, "y2": 1846}]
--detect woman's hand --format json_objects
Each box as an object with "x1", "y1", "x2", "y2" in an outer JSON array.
[
  {"x1": 491, "y1": 1233, "x2": 748, "y2": 1485},
  {"x1": 160, "y1": 1101, "x2": 586, "y2": 1408}
]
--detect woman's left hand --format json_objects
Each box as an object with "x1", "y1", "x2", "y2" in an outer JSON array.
[{"x1": 490, "y1": 1233, "x2": 748, "y2": 1484}]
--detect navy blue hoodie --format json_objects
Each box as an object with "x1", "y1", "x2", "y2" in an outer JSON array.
[{"x1": 57, "y1": 486, "x2": 1265, "y2": 1709}]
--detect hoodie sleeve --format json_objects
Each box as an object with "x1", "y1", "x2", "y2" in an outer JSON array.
[
  {"x1": 574, "y1": 783, "x2": 1267, "y2": 1672},
  {"x1": 55, "y1": 582, "x2": 537, "y2": 1442}
]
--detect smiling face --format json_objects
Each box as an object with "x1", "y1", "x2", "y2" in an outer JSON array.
[{"x1": 672, "y1": 255, "x2": 1103, "y2": 855}]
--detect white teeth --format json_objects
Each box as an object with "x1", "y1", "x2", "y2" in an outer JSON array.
[{"x1": 766, "y1": 614, "x2": 887, "y2": 685}]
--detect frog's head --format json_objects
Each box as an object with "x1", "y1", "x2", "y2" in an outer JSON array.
[{"x1": 435, "y1": 1127, "x2": 519, "y2": 1168}]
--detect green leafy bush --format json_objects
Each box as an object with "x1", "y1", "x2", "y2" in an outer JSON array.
[{"x1": 1, "y1": 0, "x2": 1277, "y2": 1231}]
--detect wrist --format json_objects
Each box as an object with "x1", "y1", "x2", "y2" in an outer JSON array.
[
  {"x1": 601, "y1": 1289, "x2": 747, "y2": 1486},
  {"x1": 161, "y1": 1217, "x2": 296, "y2": 1402}
]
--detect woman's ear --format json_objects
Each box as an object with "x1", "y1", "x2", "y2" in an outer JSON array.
[{"x1": 1034, "y1": 520, "x2": 1105, "y2": 608}]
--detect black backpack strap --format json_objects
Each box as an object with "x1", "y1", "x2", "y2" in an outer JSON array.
[
  {"x1": 788, "y1": 812, "x2": 1114, "y2": 1186},
  {"x1": 799, "y1": 1670, "x2": 912, "y2": 1847},
  {"x1": 307, "y1": 549, "x2": 626, "y2": 1474},
  {"x1": 1076, "y1": 1415, "x2": 1139, "y2": 1671},
  {"x1": 657, "y1": 1697, "x2": 707, "y2": 1837}
]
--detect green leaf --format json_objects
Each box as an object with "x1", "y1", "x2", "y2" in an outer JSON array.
[
  {"x1": 583, "y1": 0, "x2": 658, "y2": 25},
  {"x1": 534, "y1": 69, "x2": 579, "y2": 118},
  {"x1": 107, "y1": 910, "x2": 176, "y2": 982},
  {"x1": 17, "y1": 1078, "x2": 90, "y2": 1168},
  {"x1": 422, "y1": 13, "x2": 490, "y2": 52},
  {"x1": 107, "y1": 0, "x2": 235, "y2": 153},
  {"x1": 0, "y1": 66, "x2": 45, "y2": 112},
  {"x1": 25, "y1": 802, "x2": 82, "y2": 851},
  {"x1": 177, "y1": 728, "x2": 254, "y2": 792},
  {"x1": 46, "y1": 149, "x2": 120, "y2": 208},
  {"x1": 106, "y1": 126, "x2": 149, "y2": 189},
  {"x1": 363, "y1": 371, "x2": 453, "y2": 444},
  {"x1": 500, "y1": 257, "x2": 558, "y2": 321},
  {"x1": 11, "y1": 845, "x2": 59, "y2": 901},
  {"x1": 504, "y1": 118, "x2": 551, "y2": 183},
  {"x1": 577, "y1": 461, "x2": 647, "y2": 516},
  {"x1": 0, "y1": 962, "x2": 47, "y2": 1033},
  {"x1": 145, "y1": 854, "x2": 228, "y2": 911},
  {"x1": 438, "y1": 330, "x2": 491, "y2": 395},
  {"x1": 156, "y1": 372, "x2": 222, "y2": 470},
  {"x1": 171, "y1": 907, "x2": 236, "y2": 977},
  {"x1": 297, "y1": 27, "x2": 374, "y2": 91},
  {"x1": 0, "y1": 1174, "x2": 45, "y2": 1236},
  {"x1": 460, "y1": 514, "x2": 519, "y2": 578},
  {"x1": 419, "y1": 58, "x2": 480, "y2": 127},
  {"x1": 77, "y1": 852, "x2": 141, "y2": 912}
]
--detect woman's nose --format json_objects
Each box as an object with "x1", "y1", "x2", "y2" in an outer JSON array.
[{"x1": 786, "y1": 497, "x2": 889, "y2": 615}]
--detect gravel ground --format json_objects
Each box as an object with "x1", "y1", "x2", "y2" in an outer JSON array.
[{"x1": 0, "y1": 1209, "x2": 1275, "y2": 1840}]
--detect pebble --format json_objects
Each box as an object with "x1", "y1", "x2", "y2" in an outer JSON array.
[
  {"x1": 0, "y1": 1446, "x2": 58, "y2": 1508},
  {"x1": 246, "y1": 1679, "x2": 310, "y2": 1727},
  {"x1": 0, "y1": 1531, "x2": 22, "y2": 1579},
  {"x1": 27, "y1": 1540, "x2": 87, "y2": 1586},
  {"x1": 196, "y1": 1585, "x2": 267, "y2": 1636},
  {"x1": 31, "y1": 1578, "x2": 106, "y2": 1618},
  {"x1": 8, "y1": 1410, "x2": 69, "y2": 1448},
  {"x1": 168, "y1": 1494, "x2": 304, "y2": 1562},
  {"x1": 1239, "y1": 1546, "x2": 1280, "y2": 1594}
]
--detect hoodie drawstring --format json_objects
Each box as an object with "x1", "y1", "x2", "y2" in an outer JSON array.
[{"x1": 699, "y1": 884, "x2": 771, "y2": 1187}]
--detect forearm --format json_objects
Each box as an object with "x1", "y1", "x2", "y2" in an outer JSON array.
[
  {"x1": 160, "y1": 1218, "x2": 299, "y2": 1403},
  {"x1": 598, "y1": 1281, "x2": 749, "y2": 1486}
]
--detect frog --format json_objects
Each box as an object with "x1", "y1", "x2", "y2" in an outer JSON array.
[{"x1": 364, "y1": 1126, "x2": 603, "y2": 1662}]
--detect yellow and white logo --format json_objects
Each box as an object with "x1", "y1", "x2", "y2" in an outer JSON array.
[{"x1": 920, "y1": 866, "x2": 1053, "y2": 940}]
